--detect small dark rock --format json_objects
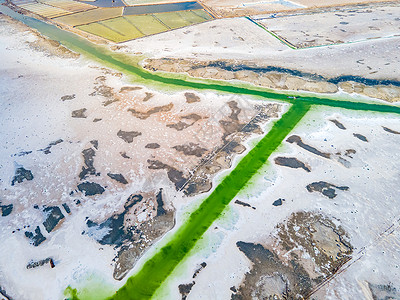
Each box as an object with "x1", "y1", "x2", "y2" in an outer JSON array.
[
  {"x1": 25, "y1": 226, "x2": 46, "y2": 246},
  {"x1": 77, "y1": 182, "x2": 105, "y2": 196},
  {"x1": 145, "y1": 143, "x2": 160, "y2": 149},
  {"x1": 272, "y1": 198, "x2": 284, "y2": 206},
  {"x1": 353, "y1": 133, "x2": 368, "y2": 142},
  {"x1": 71, "y1": 108, "x2": 87, "y2": 118},
  {"x1": 184, "y1": 92, "x2": 200, "y2": 103},
  {"x1": 62, "y1": 203, "x2": 71, "y2": 214},
  {"x1": 0, "y1": 203, "x2": 13, "y2": 217},
  {"x1": 107, "y1": 173, "x2": 128, "y2": 184},
  {"x1": 61, "y1": 94, "x2": 75, "y2": 101}
]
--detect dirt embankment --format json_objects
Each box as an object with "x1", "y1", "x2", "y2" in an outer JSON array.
[{"x1": 144, "y1": 58, "x2": 400, "y2": 103}]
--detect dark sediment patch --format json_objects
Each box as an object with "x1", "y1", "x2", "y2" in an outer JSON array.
[
  {"x1": 90, "y1": 140, "x2": 99, "y2": 150},
  {"x1": 79, "y1": 144, "x2": 98, "y2": 180},
  {"x1": 142, "y1": 92, "x2": 153, "y2": 102},
  {"x1": 383, "y1": 126, "x2": 400, "y2": 134},
  {"x1": 128, "y1": 103, "x2": 173, "y2": 120},
  {"x1": 119, "y1": 86, "x2": 142, "y2": 93},
  {"x1": 178, "y1": 282, "x2": 195, "y2": 300},
  {"x1": 93, "y1": 118, "x2": 102, "y2": 122},
  {"x1": 103, "y1": 98, "x2": 119, "y2": 106},
  {"x1": 77, "y1": 182, "x2": 105, "y2": 196},
  {"x1": 167, "y1": 113, "x2": 202, "y2": 131},
  {"x1": 330, "y1": 119, "x2": 346, "y2": 130},
  {"x1": 184, "y1": 92, "x2": 200, "y2": 103},
  {"x1": 25, "y1": 226, "x2": 46, "y2": 246},
  {"x1": 11, "y1": 167, "x2": 34, "y2": 186},
  {"x1": 90, "y1": 76, "x2": 114, "y2": 98},
  {"x1": 234, "y1": 200, "x2": 255, "y2": 210},
  {"x1": 26, "y1": 257, "x2": 55, "y2": 269},
  {"x1": 353, "y1": 133, "x2": 368, "y2": 142},
  {"x1": 234, "y1": 212, "x2": 353, "y2": 299},
  {"x1": 38, "y1": 139, "x2": 63, "y2": 154},
  {"x1": 147, "y1": 160, "x2": 187, "y2": 190},
  {"x1": 156, "y1": 189, "x2": 166, "y2": 216},
  {"x1": 0, "y1": 203, "x2": 13, "y2": 216},
  {"x1": 61, "y1": 94, "x2": 75, "y2": 101},
  {"x1": 120, "y1": 152, "x2": 130, "y2": 159},
  {"x1": 172, "y1": 142, "x2": 208, "y2": 157},
  {"x1": 286, "y1": 135, "x2": 331, "y2": 159},
  {"x1": 274, "y1": 156, "x2": 311, "y2": 172},
  {"x1": 306, "y1": 181, "x2": 349, "y2": 199},
  {"x1": 62, "y1": 203, "x2": 71, "y2": 214},
  {"x1": 117, "y1": 130, "x2": 142, "y2": 143},
  {"x1": 107, "y1": 173, "x2": 128, "y2": 184},
  {"x1": 145, "y1": 143, "x2": 160, "y2": 149},
  {"x1": 42, "y1": 206, "x2": 65, "y2": 233},
  {"x1": 193, "y1": 262, "x2": 206, "y2": 278},
  {"x1": 12, "y1": 150, "x2": 32, "y2": 157},
  {"x1": 71, "y1": 108, "x2": 87, "y2": 118},
  {"x1": 272, "y1": 198, "x2": 285, "y2": 206},
  {"x1": 344, "y1": 149, "x2": 356, "y2": 158}
]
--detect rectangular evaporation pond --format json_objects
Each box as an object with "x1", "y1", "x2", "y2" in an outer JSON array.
[
  {"x1": 76, "y1": 22, "x2": 125, "y2": 42},
  {"x1": 19, "y1": 2, "x2": 72, "y2": 18},
  {"x1": 39, "y1": 0, "x2": 96, "y2": 12},
  {"x1": 154, "y1": 11, "x2": 191, "y2": 29},
  {"x1": 13, "y1": 0, "x2": 36, "y2": 5},
  {"x1": 123, "y1": 0, "x2": 188, "y2": 5},
  {"x1": 123, "y1": 15, "x2": 168, "y2": 35},
  {"x1": 99, "y1": 17, "x2": 144, "y2": 41},
  {"x1": 178, "y1": 9, "x2": 212, "y2": 24},
  {"x1": 52, "y1": 7, "x2": 123, "y2": 26},
  {"x1": 123, "y1": 1, "x2": 202, "y2": 15}
]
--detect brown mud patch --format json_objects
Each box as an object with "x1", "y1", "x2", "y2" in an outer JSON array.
[{"x1": 233, "y1": 211, "x2": 353, "y2": 299}]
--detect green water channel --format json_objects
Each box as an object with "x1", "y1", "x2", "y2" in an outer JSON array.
[
  {"x1": 110, "y1": 102, "x2": 311, "y2": 300},
  {"x1": 2, "y1": 5, "x2": 400, "y2": 299}
]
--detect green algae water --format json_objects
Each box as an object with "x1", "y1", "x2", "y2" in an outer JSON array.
[{"x1": 110, "y1": 102, "x2": 311, "y2": 300}]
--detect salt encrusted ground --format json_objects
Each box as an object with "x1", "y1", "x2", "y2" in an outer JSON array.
[{"x1": 1, "y1": 0, "x2": 400, "y2": 299}]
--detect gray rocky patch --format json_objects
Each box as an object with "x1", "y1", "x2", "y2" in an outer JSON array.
[
  {"x1": 383, "y1": 126, "x2": 400, "y2": 134},
  {"x1": 77, "y1": 182, "x2": 105, "y2": 196},
  {"x1": 25, "y1": 226, "x2": 46, "y2": 246},
  {"x1": 184, "y1": 92, "x2": 200, "y2": 103},
  {"x1": 287, "y1": 135, "x2": 331, "y2": 159},
  {"x1": 353, "y1": 133, "x2": 368, "y2": 142},
  {"x1": 71, "y1": 108, "x2": 87, "y2": 118},
  {"x1": 38, "y1": 139, "x2": 63, "y2": 154},
  {"x1": 26, "y1": 257, "x2": 54, "y2": 269},
  {"x1": 117, "y1": 130, "x2": 142, "y2": 143},
  {"x1": 107, "y1": 173, "x2": 128, "y2": 184},
  {"x1": 90, "y1": 140, "x2": 98, "y2": 150},
  {"x1": 193, "y1": 262, "x2": 207, "y2": 278},
  {"x1": 103, "y1": 98, "x2": 119, "y2": 106},
  {"x1": 11, "y1": 167, "x2": 34, "y2": 186},
  {"x1": 368, "y1": 282, "x2": 400, "y2": 300},
  {"x1": 274, "y1": 156, "x2": 311, "y2": 172},
  {"x1": 61, "y1": 94, "x2": 75, "y2": 101},
  {"x1": 179, "y1": 282, "x2": 195, "y2": 300},
  {"x1": 173, "y1": 143, "x2": 208, "y2": 157},
  {"x1": 234, "y1": 212, "x2": 352, "y2": 299},
  {"x1": 128, "y1": 103, "x2": 173, "y2": 120},
  {"x1": 42, "y1": 206, "x2": 65, "y2": 233},
  {"x1": 79, "y1": 144, "x2": 99, "y2": 180},
  {"x1": 329, "y1": 119, "x2": 346, "y2": 130},
  {"x1": 306, "y1": 181, "x2": 349, "y2": 199},
  {"x1": 145, "y1": 143, "x2": 160, "y2": 149},
  {"x1": 90, "y1": 76, "x2": 113, "y2": 98},
  {"x1": 0, "y1": 203, "x2": 13, "y2": 217},
  {"x1": 93, "y1": 118, "x2": 102, "y2": 122}
]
